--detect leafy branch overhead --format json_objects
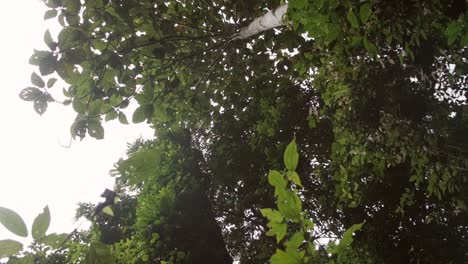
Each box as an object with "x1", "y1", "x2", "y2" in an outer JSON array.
[{"x1": 13, "y1": 0, "x2": 468, "y2": 263}]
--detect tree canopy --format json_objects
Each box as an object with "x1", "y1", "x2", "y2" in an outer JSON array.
[{"x1": 7, "y1": 0, "x2": 468, "y2": 263}]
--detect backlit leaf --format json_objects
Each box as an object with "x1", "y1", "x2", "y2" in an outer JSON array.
[
  {"x1": 32, "y1": 206, "x2": 51, "y2": 240},
  {"x1": 0, "y1": 239, "x2": 23, "y2": 258},
  {"x1": 31, "y1": 72, "x2": 45, "y2": 88},
  {"x1": 284, "y1": 139, "x2": 299, "y2": 171},
  {"x1": 44, "y1": 9, "x2": 58, "y2": 20},
  {"x1": 19, "y1": 87, "x2": 43, "y2": 101},
  {"x1": 0, "y1": 206, "x2": 28, "y2": 237}
]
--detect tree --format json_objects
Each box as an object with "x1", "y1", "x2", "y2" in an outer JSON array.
[{"x1": 20, "y1": 0, "x2": 468, "y2": 263}]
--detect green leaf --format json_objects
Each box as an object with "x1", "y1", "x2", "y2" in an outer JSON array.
[
  {"x1": 285, "y1": 232, "x2": 304, "y2": 252},
  {"x1": 446, "y1": 22, "x2": 462, "y2": 46},
  {"x1": 260, "y1": 208, "x2": 283, "y2": 223},
  {"x1": 34, "y1": 95, "x2": 49, "y2": 115},
  {"x1": 359, "y1": 3, "x2": 371, "y2": 23},
  {"x1": 286, "y1": 171, "x2": 302, "y2": 187},
  {"x1": 132, "y1": 105, "x2": 147, "y2": 123},
  {"x1": 31, "y1": 72, "x2": 45, "y2": 88},
  {"x1": 277, "y1": 191, "x2": 302, "y2": 221},
  {"x1": 0, "y1": 239, "x2": 23, "y2": 258},
  {"x1": 19, "y1": 87, "x2": 43, "y2": 101},
  {"x1": 47, "y1": 78, "x2": 58, "y2": 88},
  {"x1": 44, "y1": 30, "x2": 56, "y2": 50},
  {"x1": 0, "y1": 207, "x2": 28, "y2": 237},
  {"x1": 42, "y1": 233, "x2": 69, "y2": 249},
  {"x1": 346, "y1": 10, "x2": 359, "y2": 29},
  {"x1": 105, "y1": 110, "x2": 118, "y2": 121},
  {"x1": 118, "y1": 112, "x2": 129, "y2": 124},
  {"x1": 58, "y1": 28, "x2": 85, "y2": 51},
  {"x1": 44, "y1": 9, "x2": 58, "y2": 20},
  {"x1": 102, "y1": 206, "x2": 114, "y2": 217},
  {"x1": 331, "y1": 222, "x2": 364, "y2": 254},
  {"x1": 86, "y1": 241, "x2": 115, "y2": 264},
  {"x1": 88, "y1": 120, "x2": 104, "y2": 139},
  {"x1": 32, "y1": 206, "x2": 51, "y2": 240},
  {"x1": 268, "y1": 170, "x2": 287, "y2": 190},
  {"x1": 284, "y1": 139, "x2": 299, "y2": 171},
  {"x1": 266, "y1": 222, "x2": 287, "y2": 243},
  {"x1": 39, "y1": 53, "x2": 57, "y2": 76},
  {"x1": 270, "y1": 249, "x2": 302, "y2": 264},
  {"x1": 13, "y1": 255, "x2": 35, "y2": 264},
  {"x1": 110, "y1": 94, "x2": 123, "y2": 106}
]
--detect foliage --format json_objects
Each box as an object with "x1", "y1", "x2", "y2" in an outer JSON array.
[
  {"x1": 16, "y1": 0, "x2": 468, "y2": 263},
  {"x1": 262, "y1": 139, "x2": 364, "y2": 263},
  {"x1": 0, "y1": 206, "x2": 74, "y2": 263}
]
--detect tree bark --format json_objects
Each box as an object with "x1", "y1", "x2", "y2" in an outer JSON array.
[{"x1": 233, "y1": 4, "x2": 288, "y2": 40}]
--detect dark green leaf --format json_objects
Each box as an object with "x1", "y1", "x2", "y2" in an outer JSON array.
[
  {"x1": 284, "y1": 139, "x2": 299, "y2": 171},
  {"x1": 88, "y1": 120, "x2": 104, "y2": 139},
  {"x1": 44, "y1": 30, "x2": 56, "y2": 51},
  {"x1": 0, "y1": 239, "x2": 23, "y2": 258},
  {"x1": 105, "y1": 110, "x2": 118, "y2": 121},
  {"x1": 132, "y1": 106, "x2": 147, "y2": 123},
  {"x1": 47, "y1": 78, "x2": 58, "y2": 88},
  {"x1": 118, "y1": 112, "x2": 129, "y2": 124},
  {"x1": 58, "y1": 28, "x2": 85, "y2": 51},
  {"x1": 359, "y1": 3, "x2": 371, "y2": 23},
  {"x1": 346, "y1": 10, "x2": 359, "y2": 29},
  {"x1": 29, "y1": 50, "x2": 52, "y2": 66},
  {"x1": 44, "y1": 9, "x2": 58, "y2": 20},
  {"x1": 34, "y1": 96, "x2": 49, "y2": 115},
  {"x1": 446, "y1": 22, "x2": 462, "y2": 46},
  {"x1": 31, "y1": 72, "x2": 45, "y2": 88},
  {"x1": 31, "y1": 206, "x2": 50, "y2": 241},
  {"x1": 39, "y1": 53, "x2": 57, "y2": 75},
  {"x1": 19, "y1": 87, "x2": 43, "y2": 101},
  {"x1": 0, "y1": 206, "x2": 28, "y2": 237},
  {"x1": 70, "y1": 119, "x2": 87, "y2": 140}
]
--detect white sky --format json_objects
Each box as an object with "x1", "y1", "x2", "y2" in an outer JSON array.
[{"x1": 0, "y1": 0, "x2": 153, "y2": 244}]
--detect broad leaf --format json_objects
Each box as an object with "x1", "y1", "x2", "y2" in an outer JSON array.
[
  {"x1": 32, "y1": 206, "x2": 51, "y2": 240},
  {"x1": 85, "y1": 241, "x2": 115, "y2": 264},
  {"x1": 102, "y1": 206, "x2": 114, "y2": 217},
  {"x1": 31, "y1": 72, "x2": 45, "y2": 88},
  {"x1": 44, "y1": 9, "x2": 58, "y2": 20},
  {"x1": 284, "y1": 139, "x2": 299, "y2": 171},
  {"x1": 34, "y1": 96, "x2": 49, "y2": 115},
  {"x1": 118, "y1": 112, "x2": 129, "y2": 124},
  {"x1": 47, "y1": 78, "x2": 58, "y2": 88},
  {"x1": 0, "y1": 239, "x2": 23, "y2": 258},
  {"x1": 88, "y1": 120, "x2": 104, "y2": 139},
  {"x1": 359, "y1": 3, "x2": 371, "y2": 23},
  {"x1": 0, "y1": 207, "x2": 28, "y2": 237},
  {"x1": 346, "y1": 10, "x2": 359, "y2": 29},
  {"x1": 270, "y1": 249, "x2": 302, "y2": 264},
  {"x1": 132, "y1": 105, "x2": 147, "y2": 123},
  {"x1": 42, "y1": 233, "x2": 69, "y2": 249},
  {"x1": 19, "y1": 87, "x2": 43, "y2": 101}
]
